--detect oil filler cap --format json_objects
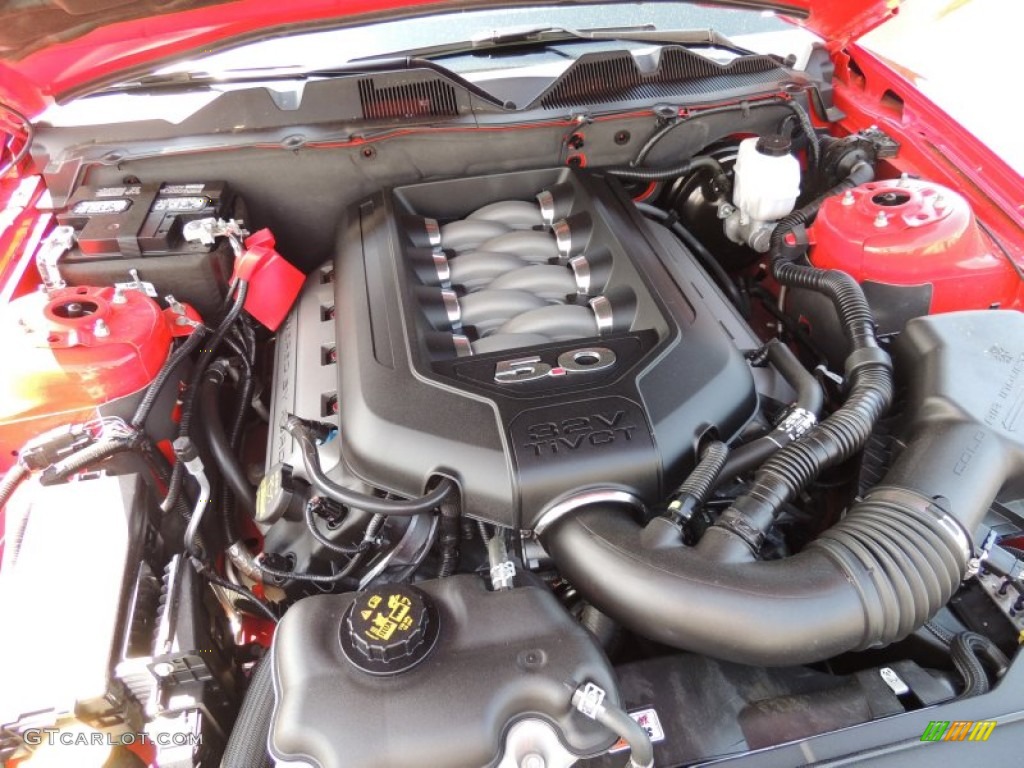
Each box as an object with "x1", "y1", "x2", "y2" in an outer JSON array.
[{"x1": 340, "y1": 584, "x2": 440, "y2": 675}]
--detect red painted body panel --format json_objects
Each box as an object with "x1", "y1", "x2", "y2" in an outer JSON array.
[
  {"x1": 830, "y1": 44, "x2": 1024, "y2": 268},
  {"x1": 810, "y1": 178, "x2": 1020, "y2": 314},
  {"x1": 0, "y1": 285, "x2": 172, "y2": 458}
]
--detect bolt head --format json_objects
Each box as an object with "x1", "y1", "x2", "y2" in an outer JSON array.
[{"x1": 873, "y1": 211, "x2": 888, "y2": 228}]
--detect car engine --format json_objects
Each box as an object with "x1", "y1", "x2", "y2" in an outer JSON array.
[{"x1": 2, "y1": 45, "x2": 1024, "y2": 768}]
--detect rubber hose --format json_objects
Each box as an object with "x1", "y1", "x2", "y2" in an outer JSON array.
[
  {"x1": 131, "y1": 325, "x2": 209, "y2": 428},
  {"x1": 199, "y1": 363, "x2": 257, "y2": 520},
  {"x1": 221, "y1": 657, "x2": 274, "y2": 768},
  {"x1": 718, "y1": 340, "x2": 824, "y2": 480},
  {"x1": 438, "y1": 492, "x2": 461, "y2": 578},
  {"x1": 0, "y1": 462, "x2": 28, "y2": 510},
  {"x1": 284, "y1": 417, "x2": 455, "y2": 516},
  {"x1": 950, "y1": 631, "x2": 1010, "y2": 697},
  {"x1": 708, "y1": 161, "x2": 889, "y2": 551},
  {"x1": 163, "y1": 281, "x2": 249, "y2": 513},
  {"x1": 543, "y1": 483, "x2": 974, "y2": 665},
  {"x1": 220, "y1": 351, "x2": 254, "y2": 543},
  {"x1": 765, "y1": 340, "x2": 824, "y2": 416},
  {"x1": 597, "y1": 703, "x2": 655, "y2": 768},
  {"x1": 667, "y1": 440, "x2": 728, "y2": 522},
  {"x1": 633, "y1": 98, "x2": 808, "y2": 166},
  {"x1": 572, "y1": 687, "x2": 655, "y2": 768},
  {"x1": 605, "y1": 155, "x2": 727, "y2": 184}
]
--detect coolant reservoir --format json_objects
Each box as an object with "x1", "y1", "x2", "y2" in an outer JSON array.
[{"x1": 725, "y1": 135, "x2": 801, "y2": 252}]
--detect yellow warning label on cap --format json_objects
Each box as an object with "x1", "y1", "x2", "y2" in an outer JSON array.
[{"x1": 363, "y1": 593, "x2": 414, "y2": 642}]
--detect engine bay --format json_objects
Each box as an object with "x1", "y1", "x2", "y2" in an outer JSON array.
[{"x1": 2, "y1": 42, "x2": 1024, "y2": 768}]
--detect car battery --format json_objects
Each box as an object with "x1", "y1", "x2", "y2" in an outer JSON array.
[{"x1": 55, "y1": 181, "x2": 247, "y2": 318}]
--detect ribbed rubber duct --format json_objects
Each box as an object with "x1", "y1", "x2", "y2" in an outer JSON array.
[{"x1": 542, "y1": 310, "x2": 1024, "y2": 665}]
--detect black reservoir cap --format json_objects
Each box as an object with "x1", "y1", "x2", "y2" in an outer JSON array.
[
  {"x1": 755, "y1": 134, "x2": 793, "y2": 157},
  {"x1": 340, "y1": 584, "x2": 440, "y2": 675}
]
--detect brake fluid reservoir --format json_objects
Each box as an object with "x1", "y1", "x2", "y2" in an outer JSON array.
[{"x1": 725, "y1": 135, "x2": 801, "y2": 252}]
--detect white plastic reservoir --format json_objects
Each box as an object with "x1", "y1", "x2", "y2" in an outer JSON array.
[{"x1": 732, "y1": 135, "x2": 801, "y2": 222}]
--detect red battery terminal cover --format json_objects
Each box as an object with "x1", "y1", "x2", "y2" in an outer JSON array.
[{"x1": 233, "y1": 228, "x2": 305, "y2": 331}]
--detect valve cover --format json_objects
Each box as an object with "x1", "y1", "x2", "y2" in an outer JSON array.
[{"x1": 329, "y1": 168, "x2": 758, "y2": 529}]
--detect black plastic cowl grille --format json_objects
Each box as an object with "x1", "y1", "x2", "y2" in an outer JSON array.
[
  {"x1": 539, "y1": 47, "x2": 785, "y2": 109},
  {"x1": 358, "y1": 77, "x2": 460, "y2": 120}
]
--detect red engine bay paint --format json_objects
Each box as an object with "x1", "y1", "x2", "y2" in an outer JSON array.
[
  {"x1": 0, "y1": 285, "x2": 177, "y2": 458},
  {"x1": 809, "y1": 177, "x2": 1021, "y2": 314},
  {"x1": 234, "y1": 228, "x2": 306, "y2": 331}
]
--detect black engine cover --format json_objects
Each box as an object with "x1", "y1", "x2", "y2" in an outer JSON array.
[{"x1": 334, "y1": 168, "x2": 757, "y2": 528}]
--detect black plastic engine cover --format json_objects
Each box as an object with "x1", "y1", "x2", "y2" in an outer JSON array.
[
  {"x1": 334, "y1": 168, "x2": 757, "y2": 528},
  {"x1": 268, "y1": 575, "x2": 618, "y2": 768}
]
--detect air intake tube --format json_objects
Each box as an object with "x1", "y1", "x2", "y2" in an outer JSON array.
[{"x1": 541, "y1": 164, "x2": 1024, "y2": 665}]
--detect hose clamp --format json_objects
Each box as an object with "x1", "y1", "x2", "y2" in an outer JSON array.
[
  {"x1": 569, "y1": 255, "x2": 591, "y2": 295},
  {"x1": 534, "y1": 489, "x2": 645, "y2": 536},
  {"x1": 553, "y1": 218, "x2": 573, "y2": 260},
  {"x1": 423, "y1": 217, "x2": 441, "y2": 248},
  {"x1": 440, "y1": 288, "x2": 462, "y2": 330},
  {"x1": 775, "y1": 406, "x2": 817, "y2": 442},
  {"x1": 572, "y1": 682, "x2": 607, "y2": 719},
  {"x1": 432, "y1": 249, "x2": 451, "y2": 286},
  {"x1": 537, "y1": 189, "x2": 556, "y2": 227},
  {"x1": 589, "y1": 296, "x2": 614, "y2": 334}
]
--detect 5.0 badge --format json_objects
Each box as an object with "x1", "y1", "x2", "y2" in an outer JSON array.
[{"x1": 494, "y1": 347, "x2": 616, "y2": 384}]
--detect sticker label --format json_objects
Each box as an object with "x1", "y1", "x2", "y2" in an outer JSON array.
[
  {"x1": 609, "y1": 708, "x2": 665, "y2": 753},
  {"x1": 95, "y1": 186, "x2": 142, "y2": 197},
  {"x1": 162, "y1": 183, "x2": 206, "y2": 194}
]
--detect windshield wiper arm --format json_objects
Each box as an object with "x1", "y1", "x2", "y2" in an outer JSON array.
[
  {"x1": 350, "y1": 25, "x2": 754, "y2": 62},
  {"x1": 100, "y1": 57, "x2": 508, "y2": 107}
]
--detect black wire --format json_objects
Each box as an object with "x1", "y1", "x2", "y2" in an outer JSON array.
[
  {"x1": 304, "y1": 499, "x2": 367, "y2": 555},
  {"x1": 162, "y1": 281, "x2": 249, "y2": 513},
  {"x1": 286, "y1": 418, "x2": 456, "y2": 516},
  {"x1": 198, "y1": 565, "x2": 279, "y2": 623},
  {"x1": 258, "y1": 553, "x2": 364, "y2": 585},
  {"x1": 633, "y1": 98, "x2": 818, "y2": 167},
  {"x1": 0, "y1": 104, "x2": 34, "y2": 179}
]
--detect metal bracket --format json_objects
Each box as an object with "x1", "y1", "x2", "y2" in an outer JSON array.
[
  {"x1": 35, "y1": 225, "x2": 75, "y2": 293},
  {"x1": 490, "y1": 560, "x2": 516, "y2": 590},
  {"x1": 182, "y1": 217, "x2": 248, "y2": 259},
  {"x1": 114, "y1": 268, "x2": 157, "y2": 298}
]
